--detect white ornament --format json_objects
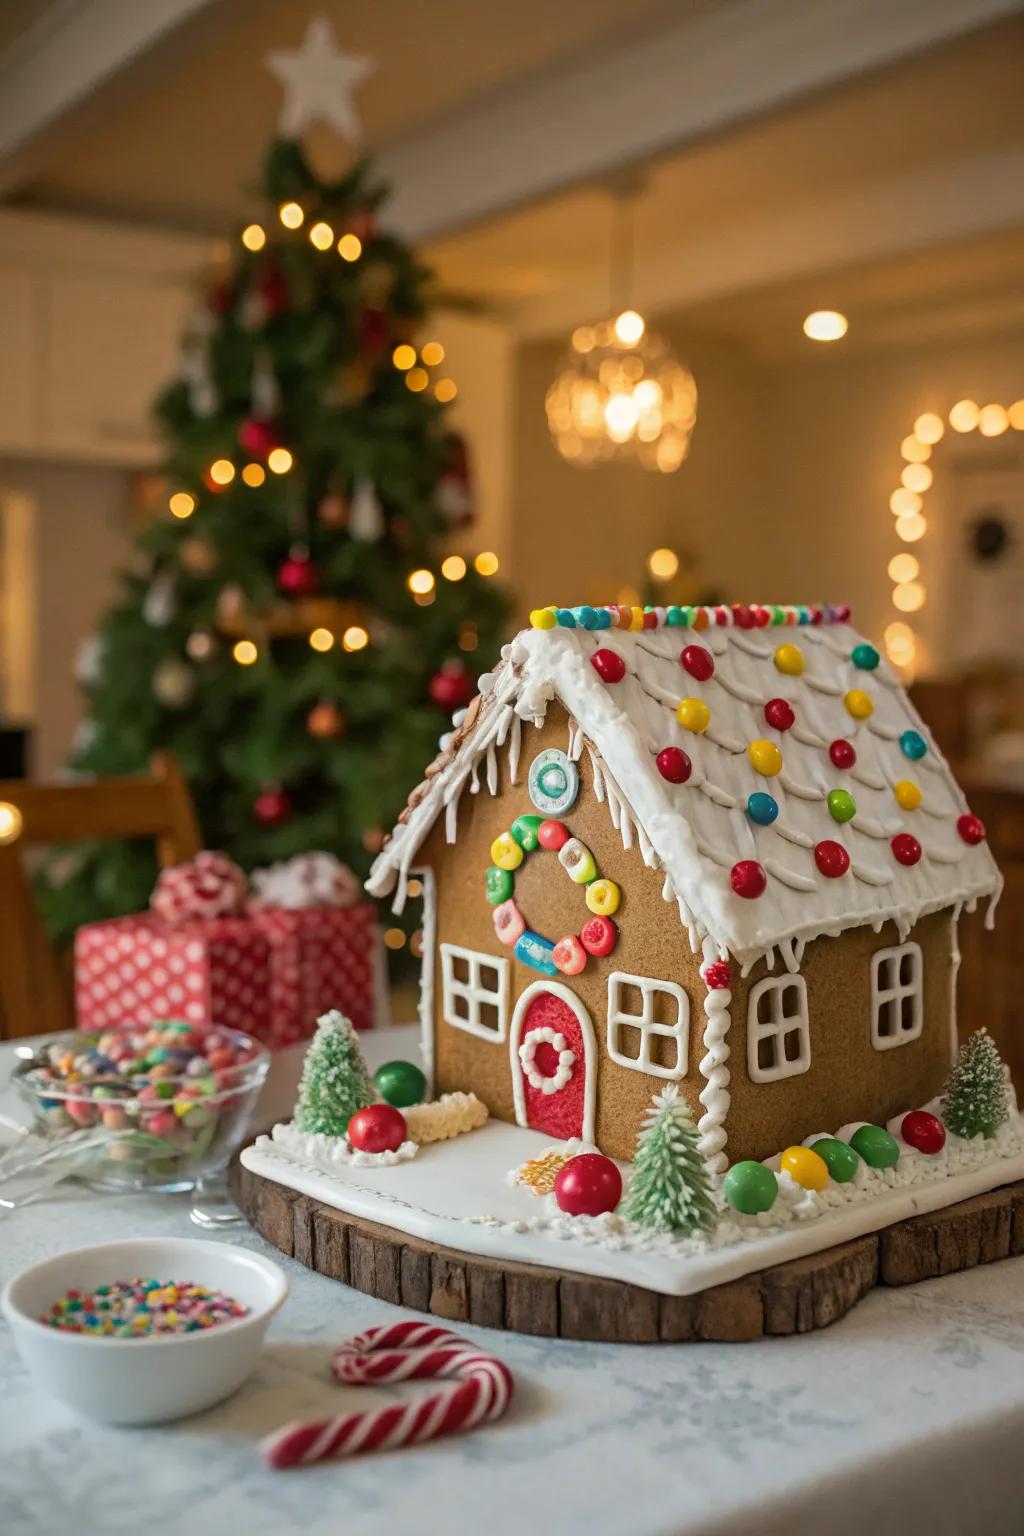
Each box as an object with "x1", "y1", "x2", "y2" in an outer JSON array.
[
  {"x1": 72, "y1": 718, "x2": 97, "y2": 755},
  {"x1": 152, "y1": 658, "x2": 195, "y2": 709},
  {"x1": 189, "y1": 379, "x2": 218, "y2": 419},
  {"x1": 349, "y1": 478, "x2": 384, "y2": 541},
  {"x1": 74, "y1": 634, "x2": 105, "y2": 686},
  {"x1": 519, "y1": 1027, "x2": 575, "y2": 1095},
  {"x1": 251, "y1": 851, "x2": 360, "y2": 910},
  {"x1": 251, "y1": 354, "x2": 281, "y2": 417},
  {"x1": 143, "y1": 575, "x2": 177, "y2": 628},
  {"x1": 267, "y1": 17, "x2": 375, "y2": 144}
]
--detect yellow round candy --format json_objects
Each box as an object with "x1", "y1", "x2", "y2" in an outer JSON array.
[
  {"x1": 844, "y1": 688, "x2": 873, "y2": 720},
  {"x1": 677, "y1": 697, "x2": 711, "y2": 733},
  {"x1": 893, "y1": 778, "x2": 921, "y2": 811},
  {"x1": 529, "y1": 608, "x2": 557, "y2": 630},
  {"x1": 490, "y1": 832, "x2": 524, "y2": 871},
  {"x1": 586, "y1": 878, "x2": 621, "y2": 917},
  {"x1": 629, "y1": 606, "x2": 645, "y2": 631},
  {"x1": 780, "y1": 1145, "x2": 829, "y2": 1191},
  {"x1": 773, "y1": 643, "x2": 804, "y2": 676},
  {"x1": 748, "y1": 738, "x2": 783, "y2": 777}
]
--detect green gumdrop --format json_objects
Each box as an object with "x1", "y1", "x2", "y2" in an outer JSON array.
[
  {"x1": 374, "y1": 1059, "x2": 427, "y2": 1109},
  {"x1": 485, "y1": 866, "x2": 514, "y2": 905},
  {"x1": 849, "y1": 1124, "x2": 900, "y2": 1169},
  {"x1": 510, "y1": 814, "x2": 544, "y2": 852},
  {"x1": 811, "y1": 1137, "x2": 860, "y2": 1183},
  {"x1": 723, "y1": 1160, "x2": 778, "y2": 1215}
]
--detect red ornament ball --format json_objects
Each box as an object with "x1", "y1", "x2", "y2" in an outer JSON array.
[
  {"x1": 891, "y1": 832, "x2": 921, "y2": 867},
  {"x1": 703, "y1": 961, "x2": 732, "y2": 990},
  {"x1": 590, "y1": 648, "x2": 626, "y2": 684},
  {"x1": 307, "y1": 701, "x2": 345, "y2": 739},
  {"x1": 239, "y1": 417, "x2": 280, "y2": 458},
  {"x1": 680, "y1": 644, "x2": 714, "y2": 682},
  {"x1": 957, "y1": 813, "x2": 986, "y2": 845},
  {"x1": 764, "y1": 698, "x2": 795, "y2": 732},
  {"x1": 428, "y1": 663, "x2": 475, "y2": 713},
  {"x1": 731, "y1": 860, "x2": 767, "y2": 899},
  {"x1": 579, "y1": 915, "x2": 617, "y2": 957},
  {"x1": 538, "y1": 819, "x2": 570, "y2": 851},
  {"x1": 253, "y1": 787, "x2": 292, "y2": 826},
  {"x1": 829, "y1": 739, "x2": 856, "y2": 770},
  {"x1": 259, "y1": 266, "x2": 289, "y2": 315},
  {"x1": 347, "y1": 1103, "x2": 407, "y2": 1155},
  {"x1": 276, "y1": 549, "x2": 320, "y2": 597},
  {"x1": 554, "y1": 1153, "x2": 622, "y2": 1217},
  {"x1": 656, "y1": 746, "x2": 692, "y2": 784},
  {"x1": 814, "y1": 839, "x2": 850, "y2": 878},
  {"x1": 901, "y1": 1110, "x2": 946, "y2": 1156}
]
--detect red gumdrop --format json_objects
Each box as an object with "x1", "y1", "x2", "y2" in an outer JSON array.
[
  {"x1": 590, "y1": 648, "x2": 626, "y2": 684},
  {"x1": 732, "y1": 605, "x2": 755, "y2": 629},
  {"x1": 764, "y1": 698, "x2": 795, "y2": 732},
  {"x1": 814, "y1": 839, "x2": 850, "y2": 878},
  {"x1": 703, "y1": 961, "x2": 732, "y2": 990},
  {"x1": 347, "y1": 1104, "x2": 407, "y2": 1154},
  {"x1": 579, "y1": 915, "x2": 617, "y2": 957},
  {"x1": 731, "y1": 860, "x2": 766, "y2": 899},
  {"x1": 901, "y1": 1110, "x2": 946, "y2": 1156},
  {"x1": 680, "y1": 644, "x2": 714, "y2": 682},
  {"x1": 554, "y1": 1153, "x2": 622, "y2": 1217},
  {"x1": 891, "y1": 833, "x2": 921, "y2": 867},
  {"x1": 656, "y1": 746, "x2": 692, "y2": 784},
  {"x1": 829, "y1": 739, "x2": 856, "y2": 770},
  {"x1": 752, "y1": 606, "x2": 771, "y2": 627},
  {"x1": 957, "y1": 813, "x2": 986, "y2": 845},
  {"x1": 642, "y1": 610, "x2": 658, "y2": 630},
  {"x1": 538, "y1": 819, "x2": 570, "y2": 851}
]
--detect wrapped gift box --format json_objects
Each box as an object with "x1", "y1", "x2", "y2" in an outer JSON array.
[{"x1": 252, "y1": 902, "x2": 377, "y2": 1045}]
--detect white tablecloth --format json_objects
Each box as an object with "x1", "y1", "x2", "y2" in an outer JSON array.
[{"x1": 2, "y1": 1027, "x2": 1023, "y2": 1536}]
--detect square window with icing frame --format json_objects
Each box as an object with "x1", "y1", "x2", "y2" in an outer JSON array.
[
  {"x1": 440, "y1": 943, "x2": 510, "y2": 1042},
  {"x1": 747, "y1": 975, "x2": 810, "y2": 1083},
  {"x1": 870, "y1": 941, "x2": 923, "y2": 1051},
  {"x1": 606, "y1": 972, "x2": 689, "y2": 1080}
]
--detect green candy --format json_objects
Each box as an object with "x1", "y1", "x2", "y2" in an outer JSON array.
[
  {"x1": 374, "y1": 1059, "x2": 427, "y2": 1109},
  {"x1": 722, "y1": 1160, "x2": 778, "y2": 1215},
  {"x1": 827, "y1": 789, "x2": 856, "y2": 823},
  {"x1": 485, "y1": 866, "x2": 514, "y2": 905},
  {"x1": 510, "y1": 815, "x2": 544, "y2": 852},
  {"x1": 811, "y1": 1137, "x2": 860, "y2": 1183},
  {"x1": 849, "y1": 1124, "x2": 900, "y2": 1169}
]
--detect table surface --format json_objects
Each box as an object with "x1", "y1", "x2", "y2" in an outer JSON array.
[{"x1": 3, "y1": 1027, "x2": 1024, "y2": 1536}]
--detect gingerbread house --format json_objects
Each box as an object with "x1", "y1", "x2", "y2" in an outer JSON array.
[{"x1": 367, "y1": 603, "x2": 1002, "y2": 1168}]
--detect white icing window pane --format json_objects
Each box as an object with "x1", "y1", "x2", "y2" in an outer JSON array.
[
  {"x1": 870, "y1": 942, "x2": 922, "y2": 1051},
  {"x1": 606, "y1": 972, "x2": 689, "y2": 1081},
  {"x1": 440, "y1": 944, "x2": 509, "y2": 1042},
  {"x1": 747, "y1": 976, "x2": 810, "y2": 1084}
]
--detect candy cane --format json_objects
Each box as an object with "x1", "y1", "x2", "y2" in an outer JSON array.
[{"x1": 261, "y1": 1320, "x2": 514, "y2": 1470}]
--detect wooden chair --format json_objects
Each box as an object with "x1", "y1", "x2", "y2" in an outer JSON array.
[{"x1": 0, "y1": 752, "x2": 201, "y2": 1040}]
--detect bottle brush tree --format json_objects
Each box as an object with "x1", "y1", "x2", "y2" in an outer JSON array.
[
  {"x1": 943, "y1": 1028, "x2": 1010, "y2": 1140},
  {"x1": 624, "y1": 1084, "x2": 717, "y2": 1235},
  {"x1": 294, "y1": 1009, "x2": 377, "y2": 1136}
]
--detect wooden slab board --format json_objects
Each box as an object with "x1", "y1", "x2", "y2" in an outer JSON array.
[{"x1": 228, "y1": 1157, "x2": 1024, "y2": 1342}]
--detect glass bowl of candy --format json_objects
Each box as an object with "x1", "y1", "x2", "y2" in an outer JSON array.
[{"x1": 11, "y1": 1022, "x2": 269, "y2": 1193}]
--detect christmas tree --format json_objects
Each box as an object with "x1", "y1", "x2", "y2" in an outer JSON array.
[
  {"x1": 943, "y1": 1028, "x2": 1010, "y2": 1140},
  {"x1": 295, "y1": 1009, "x2": 376, "y2": 1136},
  {"x1": 39, "y1": 24, "x2": 510, "y2": 942},
  {"x1": 624, "y1": 1086, "x2": 717, "y2": 1235}
]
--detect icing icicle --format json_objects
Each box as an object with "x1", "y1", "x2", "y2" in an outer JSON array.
[{"x1": 697, "y1": 938, "x2": 732, "y2": 1174}]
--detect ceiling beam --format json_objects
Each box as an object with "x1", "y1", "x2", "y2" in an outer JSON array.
[{"x1": 382, "y1": 0, "x2": 1024, "y2": 241}]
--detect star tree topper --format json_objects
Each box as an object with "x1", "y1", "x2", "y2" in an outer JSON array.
[{"x1": 267, "y1": 17, "x2": 375, "y2": 144}]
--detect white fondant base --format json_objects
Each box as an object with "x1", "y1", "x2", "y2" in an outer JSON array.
[{"x1": 241, "y1": 1114, "x2": 1024, "y2": 1298}]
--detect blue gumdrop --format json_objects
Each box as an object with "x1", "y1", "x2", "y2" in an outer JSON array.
[
  {"x1": 514, "y1": 930, "x2": 559, "y2": 976},
  {"x1": 555, "y1": 609, "x2": 576, "y2": 627},
  {"x1": 574, "y1": 606, "x2": 599, "y2": 629},
  {"x1": 851, "y1": 642, "x2": 879, "y2": 670},
  {"x1": 593, "y1": 608, "x2": 612, "y2": 628},
  {"x1": 747, "y1": 791, "x2": 779, "y2": 826}
]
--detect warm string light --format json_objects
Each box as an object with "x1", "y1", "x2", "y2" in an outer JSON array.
[
  {"x1": 407, "y1": 569, "x2": 435, "y2": 595},
  {"x1": 169, "y1": 492, "x2": 195, "y2": 519},
  {"x1": 242, "y1": 463, "x2": 266, "y2": 487},
  {"x1": 441, "y1": 555, "x2": 466, "y2": 581},
  {"x1": 309, "y1": 627, "x2": 334, "y2": 652},
  {"x1": 309, "y1": 221, "x2": 334, "y2": 251},
  {"x1": 342, "y1": 625, "x2": 369, "y2": 652},
  {"x1": 241, "y1": 224, "x2": 266, "y2": 252},
  {"x1": 434, "y1": 379, "x2": 457, "y2": 403},
  {"x1": 474, "y1": 552, "x2": 499, "y2": 576},
  {"x1": 337, "y1": 233, "x2": 362, "y2": 261},
  {"x1": 392, "y1": 344, "x2": 416, "y2": 371},
  {"x1": 802, "y1": 310, "x2": 848, "y2": 342},
  {"x1": 209, "y1": 459, "x2": 235, "y2": 486},
  {"x1": 647, "y1": 547, "x2": 679, "y2": 580},
  {"x1": 279, "y1": 202, "x2": 304, "y2": 230},
  {"x1": 233, "y1": 639, "x2": 258, "y2": 666},
  {"x1": 267, "y1": 447, "x2": 293, "y2": 475},
  {"x1": 0, "y1": 801, "x2": 23, "y2": 845},
  {"x1": 405, "y1": 367, "x2": 429, "y2": 393}
]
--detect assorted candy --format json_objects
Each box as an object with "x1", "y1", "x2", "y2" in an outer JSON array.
[
  {"x1": 374, "y1": 1059, "x2": 427, "y2": 1109},
  {"x1": 347, "y1": 1104, "x2": 408, "y2": 1154},
  {"x1": 849, "y1": 1123, "x2": 900, "y2": 1169},
  {"x1": 42, "y1": 1279, "x2": 248, "y2": 1337},
  {"x1": 722, "y1": 1160, "x2": 778, "y2": 1214},
  {"x1": 554, "y1": 1152, "x2": 622, "y2": 1217}
]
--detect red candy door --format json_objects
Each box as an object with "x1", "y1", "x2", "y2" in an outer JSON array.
[{"x1": 514, "y1": 987, "x2": 589, "y2": 1141}]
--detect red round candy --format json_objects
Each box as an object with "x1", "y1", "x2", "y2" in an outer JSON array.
[
  {"x1": 347, "y1": 1104, "x2": 407, "y2": 1155},
  {"x1": 829, "y1": 739, "x2": 856, "y2": 770},
  {"x1": 731, "y1": 860, "x2": 766, "y2": 899},
  {"x1": 590, "y1": 648, "x2": 626, "y2": 684},
  {"x1": 901, "y1": 1110, "x2": 946, "y2": 1156},
  {"x1": 891, "y1": 833, "x2": 921, "y2": 867},
  {"x1": 732, "y1": 604, "x2": 755, "y2": 629},
  {"x1": 957, "y1": 813, "x2": 986, "y2": 845},
  {"x1": 656, "y1": 746, "x2": 692, "y2": 784},
  {"x1": 276, "y1": 551, "x2": 320, "y2": 596},
  {"x1": 814, "y1": 839, "x2": 850, "y2": 878},
  {"x1": 703, "y1": 961, "x2": 732, "y2": 990},
  {"x1": 538, "y1": 819, "x2": 570, "y2": 851},
  {"x1": 554, "y1": 1153, "x2": 622, "y2": 1217},
  {"x1": 764, "y1": 698, "x2": 795, "y2": 732},
  {"x1": 239, "y1": 417, "x2": 279, "y2": 458},
  {"x1": 579, "y1": 915, "x2": 617, "y2": 956},
  {"x1": 253, "y1": 787, "x2": 292, "y2": 825},
  {"x1": 680, "y1": 644, "x2": 714, "y2": 682}
]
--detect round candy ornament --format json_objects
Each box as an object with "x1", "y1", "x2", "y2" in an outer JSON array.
[
  {"x1": 348, "y1": 1104, "x2": 407, "y2": 1154},
  {"x1": 579, "y1": 915, "x2": 616, "y2": 957},
  {"x1": 374, "y1": 1061, "x2": 426, "y2": 1110},
  {"x1": 764, "y1": 698, "x2": 795, "y2": 732},
  {"x1": 891, "y1": 833, "x2": 921, "y2": 867},
  {"x1": 814, "y1": 839, "x2": 849, "y2": 879},
  {"x1": 528, "y1": 749, "x2": 579, "y2": 815},
  {"x1": 676, "y1": 697, "x2": 710, "y2": 734},
  {"x1": 851, "y1": 642, "x2": 879, "y2": 670},
  {"x1": 276, "y1": 547, "x2": 321, "y2": 597},
  {"x1": 680, "y1": 645, "x2": 714, "y2": 682},
  {"x1": 900, "y1": 729, "x2": 927, "y2": 761},
  {"x1": 827, "y1": 789, "x2": 856, "y2": 823},
  {"x1": 538, "y1": 819, "x2": 570, "y2": 851},
  {"x1": 829, "y1": 739, "x2": 856, "y2": 770},
  {"x1": 656, "y1": 746, "x2": 692, "y2": 784},
  {"x1": 590, "y1": 648, "x2": 626, "y2": 684},
  {"x1": 780, "y1": 1145, "x2": 829, "y2": 1191},
  {"x1": 554, "y1": 1153, "x2": 622, "y2": 1217},
  {"x1": 810, "y1": 1137, "x2": 859, "y2": 1183},
  {"x1": 723, "y1": 1160, "x2": 778, "y2": 1214},
  {"x1": 773, "y1": 643, "x2": 804, "y2": 676},
  {"x1": 747, "y1": 792, "x2": 778, "y2": 826},
  {"x1": 900, "y1": 1110, "x2": 946, "y2": 1155},
  {"x1": 429, "y1": 662, "x2": 475, "y2": 713},
  {"x1": 748, "y1": 739, "x2": 782, "y2": 777},
  {"x1": 849, "y1": 1124, "x2": 900, "y2": 1169},
  {"x1": 957, "y1": 813, "x2": 986, "y2": 845},
  {"x1": 731, "y1": 860, "x2": 767, "y2": 899},
  {"x1": 254, "y1": 786, "x2": 292, "y2": 825}
]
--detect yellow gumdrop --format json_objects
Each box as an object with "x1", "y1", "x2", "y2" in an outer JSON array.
[
  {"x1": 530, "y1": 608, "x2": 557, "y2": 630},
  {"x1": 844, "y1": 688, "x2": 873, "y2": 720},
  {"x1": 586, "y1": 878, "x2": 621, "y2": 916},
  {"x1": 748, "y1": 738, "x2": 783, "y2": 777},
  {"x1": 677, "y1": 697, "x2": 711, "y2": 733},
  {"x1": 893, "y1": 779, "x2": 921, "y2": 811},
  {"x1": 773, "y1": 643, "x2": 804, "y2": 676},
  {"x1": 629, "y1": 606, "x2": 645, "y2": 631},
  {"x1": 780, "y1": 1145, "x2": 829, "y2": 1191},
  {"x1": 490, "y1": 832, "x2": 524, "y2": 871}
]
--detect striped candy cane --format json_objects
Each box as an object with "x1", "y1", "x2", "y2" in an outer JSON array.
[{"x1": 262, "y1": 1320, "x2": 514, "y2": 1470}]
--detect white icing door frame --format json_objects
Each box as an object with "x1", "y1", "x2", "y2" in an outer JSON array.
[
  {"x1": 413, "y1": 867, "x2": 437, "y2": 1096},
  {"x1": 509, "y1": 980, "x2": 597, "y2": 1144}
]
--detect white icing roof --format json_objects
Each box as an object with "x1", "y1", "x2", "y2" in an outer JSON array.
[{"x1": 367, "y1": 616, "x2": 1002, "y2": 969}]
